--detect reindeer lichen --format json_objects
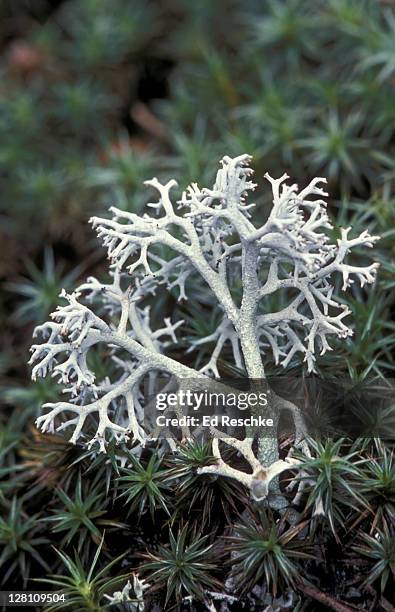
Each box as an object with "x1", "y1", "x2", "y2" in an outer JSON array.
[{"x1": 30, "y1": 154, "x2": 379, "y2": 502}]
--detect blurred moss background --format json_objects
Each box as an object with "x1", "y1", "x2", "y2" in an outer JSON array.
[
  {"x1": 0, "y1": 0, "x2": 394, "y2": 604},
  {"x1": 1, "y1": 0, "x2": 395, "y2": 434},
  {"x1": 1, "y1": 0, "x2": 395, "y2": 435}
]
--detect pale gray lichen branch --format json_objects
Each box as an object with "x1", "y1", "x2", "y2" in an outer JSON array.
[
  {"x1": 30, "y1": 154, "x2": 379, "y2": 502},
  {"x1": 104, "y1": 574, "x2": 149, "y2": 610},
  {"x1": 197, "y1": 430, "x2": 301, "y2": 502}
]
